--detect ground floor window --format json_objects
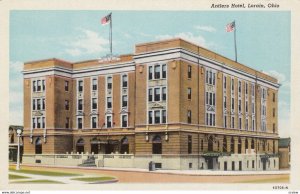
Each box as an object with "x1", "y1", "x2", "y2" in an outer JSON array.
[
  {"x1": 152, "y1": 135, "x2": 162, "y2": 154},
  {"x1": 35, "y1": 137, "x2": 42, "y2": 154},
  {"x1": 76, "y1": 138, "x2": 85, "y2": 154},
  {"x1": 120, "y1": 137, "x2": 129, "y2": 154}
]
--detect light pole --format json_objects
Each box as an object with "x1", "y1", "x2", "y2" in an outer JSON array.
[{"x1": 16, "y1": 128, "x2": 22, "y2": 170}]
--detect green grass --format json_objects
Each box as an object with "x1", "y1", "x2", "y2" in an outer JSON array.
[
  {"x1": 9, "y1": 168, "x2": 81, "y2": 177},
  {"x1": 9, "y1": 174, "x2": 30, "y2": 180},
  {"x1": 11, "y1": 179, "x2": 64, "y2": 184},
  {"x1": 71, "y1": 176, "x2": 115, "y2": 182}
]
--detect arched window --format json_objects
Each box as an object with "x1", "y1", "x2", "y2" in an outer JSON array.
[
  {"x1": 35, "y1": 137, "x2": 42, "y2": 154},
  {"x1": 152, "y1": 135, "x2": 162, "y2": 154},
  {"x1": 230, "y1": 137, "x2": 234, "y2": 153},
  {"x1": 251, "y1": 139, "x2": 255, "y2": 149},
  {"x1": 223, "y1": 136, "x2": 227, "y2": 152},
  {"x1": 238, "y1": 137, "x2": 242, "y2": 154},
  {"x1": 76, "y1": 138, "x2": 85, "y2": 154},
  {"x1": 208, "y1": 136, "x2": 214, "y2": 152},
  {"x1": 120, "y1": 137, "x2": 129, "y2": 154}
]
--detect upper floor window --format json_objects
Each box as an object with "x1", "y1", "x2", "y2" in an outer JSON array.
[
  {"x1": 154, "y1": 110, "x2": 160, "y2": 124},
  {"x1": 206, "y1": 70, "x2": 216, "y2": 85},
  {"x1": 149, "y1": 66, "x2": 153, "y2": 80},
  {"x1": 37, "y1": 80, "x2": 41, "y2": 91},
  {"x1": 188, "y1": 65, "x2": 192, "y2": 79},
  {"x1": 77, "y1": 117, "x2": 83, "y2": 129},
  {"x1": 238, "y1": 81, "x2": 241, "y2": 93},
  {"x1": 65, "y1": 100, "x2": 69, "y2": 110},
  {"x1": 32, "y1": 99, "x2": 36, "y2": 110},
  {"x1": 148, "y1": 88, "x2": 153, "y2": 102},
  {"x1": 162, "y1": 64, "x2": 167, "y2": 79},
  {"x1": 154, "y1": 65, "x2": 160, "y2": 79},
  {"x1": 148, "y1": 111, "x2": 153, "y2": 124},
  {"x1": 273, "y1": 93, "x2": 276, "y2": 102},
  {"x1": 92, "y1": 98, "x2": 97, "y2": 110},
  {"x1": 106, "y1": 115, "x2": 112, "y2": 128},
  {"x1": 107, "y1": 97, "x2": 112, "y2": 109},
  {"x1": 65, "y1": 117, "x2": 69, "y2": 129},
  {"x1": 122, "y1": 115, "x2": 128, "y2": 127},
  {"x1": 206, "y1": 92, "x2": 215, "y2": 106},
  {"x1": 37, "y1": 99, "x2": 41, "y2": 110},
  {"x1": 162, "y1": 87, "x2": 167, "y2": 101},
  {"x1": 187, "y1": 110, "x2": 192, "y2": 124},
  {"x1": 122, "y1": 95, "x2": 128, "y2": 107},
  {"x1": 262, "y1": 88, "x2": 266, "y2": 100},
  {"x1": 78, "y1": 99, "x2": 83, "y2": 111},
  {"x1": 188, "y1": 88, "x2": 191, "y2": 100},
  {"x1": 42, "y1": 117, "x2": 45, "y2": 128},
  {"x1": 92, "y1": 116, "x2": 97, "y2": 128},
  {"x1": 65, "y1": 81, "x2": 69, "y2": 91},
  {"x1": 154, "y1": 88, "x2": 160, "y2": 101},
  {"x1": 33, "y1": 81, "x2": 36, "y2": 92},
  {"x1": 162, "y1": 110, "x2": 166, "y2": 124},
  {"x1": 107, "y1": 76, "x2": 112, "y2": 90},
  {"x1": 122, "y1": 75, "x2": 128, "y2": 88},
  {"x1": 251, "y1": 84, "x2": 255, "y2": 97},
  {"x1": 78, "y1": 80, "x2": 83, "y2": 92},
  {"x1": 223, "y1": 76, "x2": 227, "y2": 89},
  {"x1": 231, "y1": 98, "x2": 235, "y2": 111},
  {"x1": 92, "y1": 78, "x2": 97, "y2": 91},
  {"x1": 231, "y1": 78, "x2": 234, "y2": 91},
  {"x1": 245, "y1": 82, "x2": 248, "y2": 95},
  {"x1": 42, "y1": 80, "x2": 45, "y2": 91}
]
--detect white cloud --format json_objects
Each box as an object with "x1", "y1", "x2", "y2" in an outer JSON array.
[
  {"x1": 194, "y1": 25, "x2": 216, "y2": 32},
  {"x1": 64, "y1": 29, "x2": 109, "y2": 56},
  {"x1": 155, "y1": 32, "x2": 207, "y2": 48}
]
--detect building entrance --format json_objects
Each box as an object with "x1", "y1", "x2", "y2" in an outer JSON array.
[{"x1": 207, "y1": 158, "x2": 214, "y2": 169}]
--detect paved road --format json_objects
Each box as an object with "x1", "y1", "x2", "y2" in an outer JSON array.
[{"x1": 13, "y1": 165, "x2": 289, "y2": 183}]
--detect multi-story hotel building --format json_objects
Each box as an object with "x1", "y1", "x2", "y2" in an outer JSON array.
[{"x1": 22, "y1": 38, "x2": 280, "y2": 171}]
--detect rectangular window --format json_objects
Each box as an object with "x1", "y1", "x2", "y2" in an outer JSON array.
[
  {"x1": 252, "y1": 102, "x2": 255, "y2": 114},
  {"x1": 245, "y1": 83, "x2": 248, "y2": 95},
  {"x1": 224, "y1": 115, "x2": 227, "y2": 128},
  {"x1": 252, "y1": 118, "x2": 255, "y2": 131},
  {"x1": 154, "y1": 88, "x2": 160, "y2": 101},
  {"x1": 252, "y1": 160, "x2": 255, "y2": 168},
  {"x1": 154, "y1": 110, "x2": 160, "y2": 124},
  {"x1": 78, "y1": 80, "x2": 83, "y2": 92},
  {"x1": 187, "y1": 110, "x2": 192, "y2": 124},
  {"x1": 37, "y1": 80, "x2": 41, "y2": 91},
  {"x1": 238, "y1": 99, "x2": 241, "y2": 112},
  {"x1": 273, "y1": 93, "x2": 276, "y2": 102},
  {"x1": 231, "y1": 98, "x2": 235, "y2": 111},
  {"x1": 122, "y1": 115, "x2": 128, "y2": 127},
  {"x1": 231, "y1": 78, "x2": 234, "y2": 91},
  {"x1": 106, "y1": 115, "x2": 112, "y2": 128},
  {"x1": 42, "y1": 80, "x2": 45, "y2": 91},
  {"x1": 92, "y1": 78, "x2": 97, "y2": 91},
  {"x1": 122, "y1": 75, "x2": 128, "y2": 88},
  {"x1": 188, "y1": 65, "x2": 192, "y2": 79},
  {"x1": 162, "y1": 110, "x2": 166, "y2": 123},
  {"x1": 162, "y1": 64, "x2": 167, "y2": 78},
  {"x1": 251, "y1": 84, "x2": 255, "y2": 97},
  {"x1": 224, "y1": 96, "x2": 227, "y2": 109},
  {"x1": 107, "y1": 76, "x2": 112, "y2": 90},
  {"x1": 149, "y1": 66, "x2": 153, "y2": 80},
  {"x1": 37, "y1": 99, "x2": 41, "y2": 110},
  {"x1": 231, "y1": 116, "x2": 235, "y2": 128},
  {"x1": 148, "y1": 111, "x2": 153, "y2": 124},
  {"x1": 223, "y1": 76, "x2": 227, "y2": 89},
  {"x1": 65, "y1": 117, "x2": 69, "y2": 129},
  {"x1": 122, "y1": 95, "x2": 128, "y2": 107},
  {"x1": 273, "y1": 123, "x2": 275, "y2": 133},
  {"x1": 78, "y1": 99, "x2": 83, "y2": 110},
  {"x1": 246, "y1": 102, "x2": 248, "y2": 113},
  {"x1": 273, "y1": 108, "x2": 275, "y2": 117},
  {"x1": 162, "y1": 87, "x2": 167, "y2": 101},
  {"x1": 33, "y1": 81, "x2": 36, "y2": 92},
  {"x1": 92, "y1": 117, "x2": 97, "y2": 128},
  {"x1": 238, "y1": 81, "x2": 241, "y2": 93},
  {"x1": 148, "y1": 88, "x2": 153, "y2": 102},
  {"x1": 92, "y1": 98, "x2": 97, "y2": 110},
  {"x1": 42, "y1": 98, "x2": 45, "y2": 110},
  {"x1": 188, "y1": 135, "x2": 192, "y2": 154},
  {"x1": 188, "y1": 88, "x2": 191, "y2": 100},
  {"x1": 65, "y1": 100, "x2": 69, "y2": 110},
  {"x1": 37, "y1": 117, "x2": 41, "y2": 128},
  {"x1": 33, "y1": 99, "x2": 36, "y2": 110},
  {"x1": 107, "y1": 97, "x2": 112, "y2": 109},
  {"x1": 78, "y1": 117, "x2": 83, "y2": 129},
  {"x1": 245, "y1": 118, "x2": 249, "y2": 130},
  {"x1": 32, "y1": 118, "x2": 36, "y2": 128},
  {"x1": 65, "y1": 81, "x2": 69, "y2": 91},
  {"x1": 154, "y1": 65, "x2": 160, "y2": 79},
  {"x1": 239, "y1": 117, "x2": 242, "y2": 129},
  {"x1": 42, "y1": 117, "x2": 45, "y2": 128}
]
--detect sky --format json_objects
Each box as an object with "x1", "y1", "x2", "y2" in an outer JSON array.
[{"x1": 9, "y1": 11, "x2": 291, "y2": 137}]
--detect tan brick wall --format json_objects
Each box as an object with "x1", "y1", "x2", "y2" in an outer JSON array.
[
  {"x1": 46, "y1": 76, "x2": 55, "y2": 129},
  {"x1": 128, "y1": 72, "x2": 136, "y2": 127},
  {"x1": 168, "y1": 60, "x2": 181, "y2": 123},
  {"x1": 23, "y1": 79, "x2": 31, "y2": 130},
  {"x1": 113, "y1": 74, "x2": 121, "y2": 127},
  {"x1": 135, "y1": 64, "x2": 147, "y2": 125}
]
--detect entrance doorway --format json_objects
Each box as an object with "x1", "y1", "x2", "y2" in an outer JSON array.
[
  {"x1": 262, "y1": 160, "x2": 267, "y2": 170},
  {"x1": 207, "y1": 158, "x2": 214, "y2": 169},
  {"x1": 224, "y1": 161, "x2": 227, "y2": 171},
  {"x1": 239, "y1": 161, "x2": 242, "y2": 171},
  {"x1": 91, "y1": 144, "x2": 99, "y2": 154}
]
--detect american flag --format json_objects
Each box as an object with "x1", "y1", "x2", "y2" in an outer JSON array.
[
  {"x1": 226, "y1": 21, "x2": 235, "y2": 32},
  {"x1": 101, "y1": 13, "x2": 111, "y2": 25}
]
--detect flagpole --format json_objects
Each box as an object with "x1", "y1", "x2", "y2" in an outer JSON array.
[
  {"x1": 234, "y1": 20, "x2": 237, "y2": 62},
  {"x1": 110, "y1": 13, "x2": 112, "y2": 59}
]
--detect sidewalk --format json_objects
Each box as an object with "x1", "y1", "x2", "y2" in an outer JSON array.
[{"x1": 20, "y1": 164, "x2": 290, "y2": 176}]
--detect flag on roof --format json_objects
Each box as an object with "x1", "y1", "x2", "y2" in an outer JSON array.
[
  {"x1": 226, "y1": 21, "x2": 235, "y2": 32},
  {"x1": 101, "y1": 13, "x2": 111, "y2": 25}
]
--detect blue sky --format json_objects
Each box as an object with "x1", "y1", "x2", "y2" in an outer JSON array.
[{"x1": 9, "y1": 11, "x2": 291, "y2": 137}]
